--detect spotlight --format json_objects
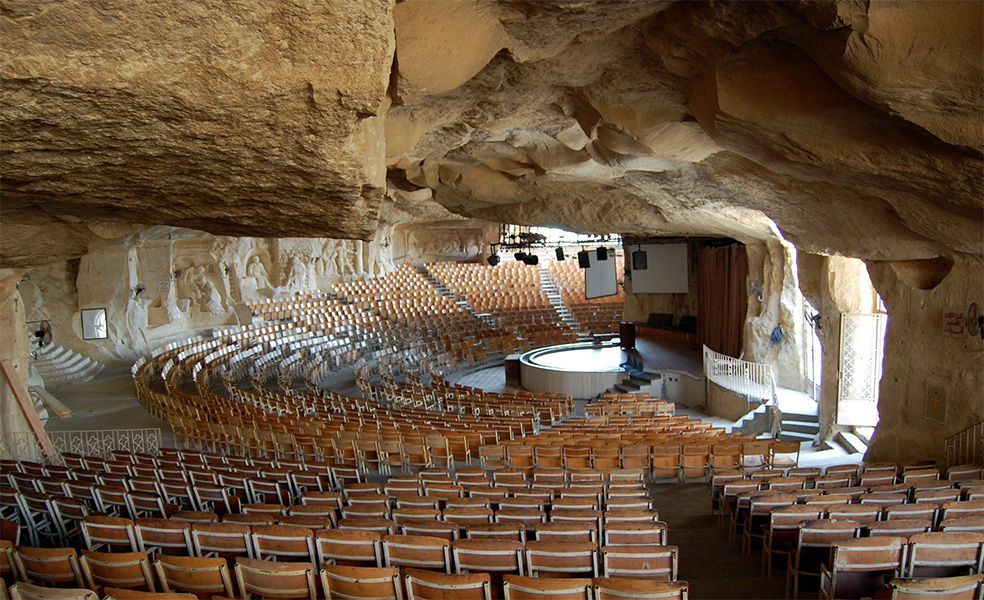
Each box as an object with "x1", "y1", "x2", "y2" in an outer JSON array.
[
  {"x1": 577, "y1": 251, "x2": 590, "y2": 268},
  {"x1": 597, "y1": 247, "x2": 608, "y2": 261},
  {"x1": 632, "y1": 250, "x2": 648, "y2": 270},
  {"x1": 555, "y1": 248, "x2": 565, "y2": 261},
  {"x1": 487, "y1": 254, "x2": 500, "y2": 266},
  {"x1": 523, "y1": 254, "x2": 539, "y2": 266},
  {"x1": 514, "y1": 252, "x2": 527, "y2": 262}
]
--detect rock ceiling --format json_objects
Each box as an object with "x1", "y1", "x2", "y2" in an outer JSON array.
[{"x1": 2, "y1": 0, "x2": 981, "y2": 270}]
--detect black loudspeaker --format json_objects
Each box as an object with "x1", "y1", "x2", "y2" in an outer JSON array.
[
  {"x1": 523, "y1": 254, "x2": 539, "y2": 266},
  {"x1": 555, "y1": 248, "x2": 565, "y2": 261},
  {"x1": 577, "y1": 251, "x2": 590, "y2": 268},
  {"x1": 487, "y1": 254, "x2": 500, "y2": 266},
  {"x1": 514, "y1": 252, "x2": 526, "y2": 262},
  {"x1": 597, "y1": 247, "x2": 608, "y2": 261},
  {"x1": 632, "y1": 250, "x2": 648, "y2": 270}
]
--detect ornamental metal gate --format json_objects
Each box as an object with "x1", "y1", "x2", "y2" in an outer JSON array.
[{"x1": 836, "y1": 313, "x2": 887, "y2": 427}]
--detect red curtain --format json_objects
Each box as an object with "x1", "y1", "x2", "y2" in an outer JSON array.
[{"x1": 698, "y1": 244, "x2": 747, "y2": 357}]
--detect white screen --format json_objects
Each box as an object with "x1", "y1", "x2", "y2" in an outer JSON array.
[
  {"x1": 629, "y1": 243, "x2": 688, "y2": 294},
  {"x1": 585, "y1": 249, "x2": 618, "y2": 299}
]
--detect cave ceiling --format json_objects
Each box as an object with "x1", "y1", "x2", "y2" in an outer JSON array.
[{"x1": 1, "y1": 0, "x2": 981, "y2": 270}]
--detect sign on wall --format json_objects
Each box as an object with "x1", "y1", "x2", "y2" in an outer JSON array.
[{"x1": 942, "y1": 309, "x2": 966, "y2": 337}]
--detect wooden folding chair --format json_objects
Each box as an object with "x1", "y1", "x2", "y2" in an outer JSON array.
[
  {"x1": 14, "y1": 491, "x2": 62, "y2": 547},
  {"x1": 190, "y1": 521, "x2": 253, "y2": 562},
  {"x1": 153, "y1": 554, "x2": 235, "y2": 598},
  {"x1": 80, "y1": 516, "x2": 138, "y2": 553},
  {"x1": 600, "y1": 545, "x2": 678, "y2": 581},
  {"x1": 452, "y1": 539, "x2": 524, "y2": 575},
  {"x1": 905, "y1": 531, "x2": 984, "y2": 578},
  {"x1": 250, "y1": 524, "x2": 317, "y2": 563},
  {"x1": 786, "y1": 519, "x2": 862, "y2": 600},
  {"x1": 889, "y1": 573, "x2": 984, "y2": 600},
  {"x1": 742, "y1": 493, "x2": 796, "y2": 554},
  {"x1": 405, "y1": 568, "x2": 492, "y2": 600},
  {"x1": 400, "y1": 519, "x2": 460, "y2": 542},
  {"x1": 234, "y1": 557, "x2": 318, "y2": 600},
  {"x1": 11, "y1": 546, "x2": 86, "y2": 588},
  {"x1": 593, "y1": 577, "x2": 689, "y2": 600},
  {"x1": 80, "y1": 550, "x2": 156, "y2": 593},
  {"x1": 819, "y1": 535, "x2": 908, "y2": 600},
  {"x1": 315, "y1": 529, "x2": 382, "y2": 568},
  {"x1": 502, "y1": 574, "x2": 592, "y2": 600},
  {"x1": 381, "y1": 534, "x2": 452, "y2": 573},
  {"x1": 464, "y1": 522, "x2": 526, "y2": 543},
  {"x1": 525, "y1": 540, "x2": 598, "y2": 578},
  {"x1": 761, "y1": 505, "x2": 824, "y2": 577},
  {"x1": 319, "y1": 564, "x2": 402, "y2": 600},
  {"x1": 7, "y1": 582, "x2": 98, "y2": 600},
  {"x1": 133, "y1": 519, "x2": 194, "y2": 557},
  {"x1": 337, "y1": 517, "x2": 397, "y2": 537},
  {"x1": 867, "y1": 519, "x2": 933, "y2": 538}
]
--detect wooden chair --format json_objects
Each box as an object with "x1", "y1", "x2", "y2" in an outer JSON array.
[
  {"x1": 889, "y1": 574, "x2": 984, "y2": 600},
  {"x1": 337, "y1": 517, "x2": 397, "y2": 537},
  {"x1": 452, "y1": 539, "x2": 524, "y2": 575},
  {"x1": 319, "y1": 564, "x2": 402, "y2": 600},
  {"x1": 315, "y1": 529, "x2": 382, "y2": 568},
  {"x1": 495, "y1": 507, "x2": 546, "y2": 531},
  {"x1": 79, "y1": 550, "x2": 156, "y2": 593},
  {"x1": 221, "y1": 513, "x2": 274, "y2": 527},
  {"x1": 134, "y1": 519, "x2": 194, "y2": 557},
  {"x1": 819, "y1": 536, "x2": 908, "y2": 600},
  {"x1": 190, "y1": 521, "x2": 253, "y2": 562},
  {"x1": 464, "y1": 522, "x2": 526, "y2": 543},
  {"x1": 7, "y1": 582, "x2": 98, "y2": 600},
  {"x1": 600, "y1": 545, "x2": 678, "y2": 581},
  {"x1": 100, "y1": 586, "x2": 197, "y2": 598},
  {"x1": 786, "y1": 519, "x2": 862, "y2": 600},
  {"x1": 761, "y1": 505, "x2": 825, "y2": 577},
  {"x1": 905, "y1": 531, "x2": 984, "y2": 578},
  {"x1": 502, "y1": 574, "x2": 592, "y2": 600},
  {"x1": 940, "y1": 517, "x2": 984, "y2": 533},
  {"x1": 603, "y1": 521, "x2": 668, "y2": 546},
  {"x1": 80, "y1": 516, "x2": 138, "y2": 553},
  {"x1": 524, "y1": 540, "x2": 598, "y2": 578},
  {"x1": 769, "y1": 441, "x2": 801, "y2": 470},
  {"x1": 593, "y1": 577, "x2": 689, "y2": 600},
  {"x1": 234, "y1": 557, "x2": 318, "y2": 600},
  {"x1": 11, "y1": 546, "x2": 86, "y2": 588},
  {"x1": 867, "y1": 519, "x2": 933, "y2": 538},
  {"x1": 14, "y1": 491, "x2": 62, "y2": 547},
  {"x1": 250, "y1": 524, "x2": 317, "y2": 563},
  {"x1": 170, "y1": 511, "x2": 217, "y2": 525},
  {"x1": 405, "y1": 568, "x2": 492, "y2": 600},
  {"x1": 153, "y1": 554, "x2": 235, "y2": 598},
  {"x1": 381, "y1": 534, "x2": 452, "y2": 573},
  {"x1": 400, "y1": 519, "x2": 460, "y2": 542}
]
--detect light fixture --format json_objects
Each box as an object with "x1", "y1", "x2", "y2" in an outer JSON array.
[
  {"x1": 577, "y1": 251, "x2": 590, "y2": 268},
  {"x1": 487, "y1": 254, "x2": 500, "y2": 266},
  {"x1": 597, "y1": 247, "x2": 608, "y2": 261},
  {"x1": 514, "y1": 251, "x2": 527, "y2": 262},
  {"x1": 555, "y1": 248, "x2": 565, "y2": 261},
  {"x1": 523, "y1": 254, "x2": 539, "y2": 266},
  {"x1": 632, "y1": 245, "x2": 647, "y2": 270}
]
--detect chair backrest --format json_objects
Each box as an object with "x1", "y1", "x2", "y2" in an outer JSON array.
[
  {"x1": 12, "y1": 545, "x2": 85, "y2": 587},
  {"x1": 502, "y1": 574, "x2": 592, "y2": 600},
  {"x1": 905, "y1": 531, "x2": 984, "y2": 578},
  {"x1": 134, "y1": 518, "x2": 194, "y2": 557},
  {"x1": 319, "y1": 564, "x2": 402, "y2": 600},
  {"x1": 405, "y1": 568, "x2": 492, "y2": 600},
  {"x1": 524, "y1": 540, "x2": 598, "y2": 578},
  {"x1": 251, "y1": 524, "x2": 317, "y2": 563},
  {"x1": 80, "y1": 515, "x2": 138, "y2": 552},
  {"x1": 190, "y1": 521, "x2": 253, "y2": 561},
  {"x1": 889, "y1": 573, "x2": 984, "y2": 600},
  {"x1": 382, "y1": 534, "x2": 452, "y2": 573},
  {"x1": 601, "y1": 545, "x2": 678, "y2": 581},
  {"x1": 79, "y1": 549, "x2": 156, "y2": 592},
  {"x1": 464, "y1": 522, "x2": 526, "y2": 543},
  {"x1": 7, "y1": 582, "x2": 99, "y2": 600},
  {"x1": 153, "y1": 553, "x2": 235, "y2": 597},
  {"x1": 822, "y1": 536, "x2": 908, "y2": 600},
  {"x1": 452, "y1": 539, "x2": 524, "y2": 575},
  {"x1": 234, "y1": 557, "x2": 318, "y2": 600},
  {"x1": 593, "y1": 577, "x2": 689, "y2": 600},
  {"x1": 315, "y1": 529, "x2": 382, "y2": 567},
  {"x1": 867, "y1": 519, "x2": 933, "y2": 538}
]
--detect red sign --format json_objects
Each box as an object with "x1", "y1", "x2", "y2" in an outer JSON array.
[{"x1": 942, "y1": 309, "x2": 966, "y2": 337}]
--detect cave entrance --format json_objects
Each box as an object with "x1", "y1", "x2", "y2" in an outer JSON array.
[{"x1": 836, "y1": 311, "x2": 888, "y2": 430}]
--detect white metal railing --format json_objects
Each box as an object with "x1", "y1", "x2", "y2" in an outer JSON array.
[
  {"x1": 0, "y1": 428, "x2": 162, "y2": 464},
  {"x1": 945, "y1": 420, "x2": 984, "y2": 470},
  {"x1": 703, "y1": 345, "x2": 778, "y2": 404}
]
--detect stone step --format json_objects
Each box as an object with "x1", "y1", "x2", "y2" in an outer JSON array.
[
  {"x1": 781, "y1": 419, "x2": 821, "y2": 435},
  {"x1": 782, "y1": 411, "x2": 820, "y2": 424},
  {"x1": 834, "y1": 430, "x2": 868, "y2": 455},
  {"x1": 778, "y1": 430, "x2": 816, "y2": 443}
]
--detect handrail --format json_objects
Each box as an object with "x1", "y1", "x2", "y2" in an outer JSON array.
[
  {"x1": 944, "y1": 419, "x2": 984, "y2": 470},
  {"x1": 703, "y1": 345, "x2": 777, "y2": 405}
]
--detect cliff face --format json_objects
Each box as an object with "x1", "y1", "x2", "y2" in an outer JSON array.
[{"x1": 2, "y1": 1, "x2": 980, "y2": 269}]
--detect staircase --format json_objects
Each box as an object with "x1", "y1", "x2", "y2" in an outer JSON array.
[
  {"x1": 537, "y1": 265, "x2": 588, "y2": 341},
  {"x1": 33, "y1": 345, "x2": 105, "y2": 388}
]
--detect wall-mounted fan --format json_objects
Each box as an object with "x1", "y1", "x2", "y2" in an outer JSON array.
[{"x1": 34, "y1": 321, "x2": 52, "y2": 348}]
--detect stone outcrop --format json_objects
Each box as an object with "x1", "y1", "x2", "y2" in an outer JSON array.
[{"x1": 1, "y1": 1, "x2": 981, "y2": 463}]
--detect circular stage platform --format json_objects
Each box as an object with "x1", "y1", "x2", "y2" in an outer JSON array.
[{"x1": 520, "y1": 341, "x2": 628, "y2": 399}]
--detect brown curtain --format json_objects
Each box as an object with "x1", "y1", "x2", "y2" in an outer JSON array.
[{"x1": 698, "y1": 243, "x2": 747, "y2": 357}]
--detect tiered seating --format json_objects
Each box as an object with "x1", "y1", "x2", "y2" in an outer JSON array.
[{"x1": 548, "y1": 256, "x2": 625, "y2": 334}]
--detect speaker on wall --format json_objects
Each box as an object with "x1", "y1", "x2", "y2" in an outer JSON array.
[
  {"x1": 555, "y1": 248, "x2": 565, "y2": 261},
  {"x1": 632, "y1": 250, "x2": 648, "y2": 271},
  {"x1": 597, "y1": 247, "x2": 608, "y2": 261},
  {"x1": 577, "y1": 251, "x2": 590, "y2": 268},
  {"x1": 487, "y1": 254, "x2": 500, "y2": 266}
]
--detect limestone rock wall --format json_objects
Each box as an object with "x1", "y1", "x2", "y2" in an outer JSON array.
[
  {"x1": 866, "y1": 254, "x2": 984, "y2": 465},
  {"x1": 0, "y1": 272, "x2": 33, "y2": 458}
]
